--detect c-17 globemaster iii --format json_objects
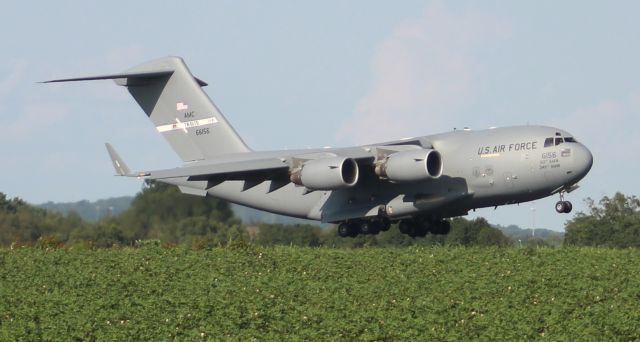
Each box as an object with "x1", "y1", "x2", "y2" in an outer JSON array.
[{"x1": 45, "y1": 57, "x2": 593, "y2": 237}]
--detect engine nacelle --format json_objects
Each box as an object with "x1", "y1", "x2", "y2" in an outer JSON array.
[
  {"x1": 375, "y1": 149, "x2": 443, "y2": 182},
  {"x1": 290, "y1": 157, "x2": 359, "y2": 190}
]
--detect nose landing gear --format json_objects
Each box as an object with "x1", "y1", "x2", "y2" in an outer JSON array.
[{"x1": 555, "y1": 191, "x2": 573, "y2": 213}]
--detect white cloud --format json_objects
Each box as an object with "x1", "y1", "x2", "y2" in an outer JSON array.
[{"x1": 338, "y1": 3, "x2": 509, "y2": 145}]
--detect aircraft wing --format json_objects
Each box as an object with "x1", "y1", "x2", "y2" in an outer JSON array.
[
  {"x1": 105, "y1": 142, "x2": 380, "y2": 192},
  {"x1": 106, "y1": 143, "x2": 377, "y2": 189},
  {"x1": 149, "y1": 158, "x2": 291, "y2": 182},
  {"x1": 150, "y1": 153, "x2": 375, "y2": 182}
]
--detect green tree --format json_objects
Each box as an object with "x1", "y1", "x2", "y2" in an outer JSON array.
[
  {"x1": 564, "y1": 192, "x2": 640, "y2": 247},
  {"x1": 0, "y1": 192, "x2": 86, "y2": 246},
  {"x1": 447, "y1": 217, "x2": 512, "y2": 246},
  {"x1": 115, "y1": 180, "x2": 239, "y2": 245},
  {"x1": 69, "y1": 218, "x2": 125, "y2": 247}
]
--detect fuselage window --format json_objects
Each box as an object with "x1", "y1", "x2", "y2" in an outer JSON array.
[
  {"x1": 555, "y1": 137, "x2": 564, "y2": 146},
  {"x1": 544, "y1": 137, "x2": 554, "y2": 147}
]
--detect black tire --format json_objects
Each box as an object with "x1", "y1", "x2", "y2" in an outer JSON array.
[
  {"x1": 359, "y1": 222, "x2": 372, "y2": 235},
  {"x1": 349, "y1": 223, "x2": 360, "y2": 237},
  {"x1": 338, "y1": 223, "x2": 351, "y2": 237},
  {"x1": 429, "y1": 220, "x2": 441, "y2": 234},
  {"x1": 360, "y1": 221, "x2": 380, "y2": 235},
  {"x1": 399, "y1": 220, "x2": 412, "y2": 234},
  {"x1": 563, "y1": 201, "x2": 573, "y2": 213},
  {"x1": 555, "y1": 201, "x2": 565, "y2": 213},
  {"x1": 371, "y1": 224, "x2": 381, "y2": 235},
  {"x1": 378, "y1": 217, "x2": 391, "y2": 231},
  {"x1": 433, "y1": 220, "x2": 451, "y2": 235},
  {"x1": 442, "y1": 220, "x2": 451, "y2": 234},
  {"x1": 415, "y1": 226, "x2": 428, "y2": 237}
]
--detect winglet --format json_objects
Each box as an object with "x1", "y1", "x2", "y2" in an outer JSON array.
[{"x1": 105, "y1": 143, "x2": 148, "y2": 177}]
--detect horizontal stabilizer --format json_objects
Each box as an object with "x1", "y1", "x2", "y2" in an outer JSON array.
[
  {"x1": 42, "y1": 70, "x2": 208, "y2": 87},
  {"x1": 41, "y1": 70, "x2": 174, "y2": 83}
]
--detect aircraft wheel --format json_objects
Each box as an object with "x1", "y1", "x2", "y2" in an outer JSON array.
[
  {"x1": 359, "y1": 221, "x2": 380, "y2": 235},
  {"x1": 399, "y1": 220, "x2": 413, "y2": 235},
  {"x1": 349, "y1": 228, "x2": 359, "y2": 237},
  {"x1": 432, "y1": 220, "x2": 450, "y2": 235},
  {"x1": 563, "y1": 201, "x2": 573, "y2": 213},
  {"x1": 442, "y1": 220, "x2": 451, "y2": 234},
  {"x1": 338, "y1": 222, "x2": 352, "y2": 237},
  {"x1": 414, "y1": 226, "x2": 428, "y2": 237},
  {"x1": 378, "y1": 217, "x2": 391, "y2": 231},
  {"x1": 555, "y1": 201, "x2": 566, "y2": 213},
  {"x1": 359, "y1": 221, "x2": 371, "y2": 234},
  {"x1": 429, "y1": 220, "x2": 442, "y2": 234}
]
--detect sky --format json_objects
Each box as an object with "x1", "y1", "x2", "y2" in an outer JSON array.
[{"x1": 1, "y1": 1, "x2": 639, "y2": 231}]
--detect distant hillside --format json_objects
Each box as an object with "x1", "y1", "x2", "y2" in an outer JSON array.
[
  {"x1": 495, "y1": 224, "x2": 564, "y2": 246},
  {"x1": 38, "y1": 197, "x2": 133, "y2": 222}
]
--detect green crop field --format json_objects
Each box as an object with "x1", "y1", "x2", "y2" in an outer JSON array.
[{"x1": 1, "y1": 246, "x2": 639, "y2": 340}]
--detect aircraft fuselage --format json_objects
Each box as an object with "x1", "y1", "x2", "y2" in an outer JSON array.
[{"x1": 182, "y1": 125, "x2": 592, "y2": 223}]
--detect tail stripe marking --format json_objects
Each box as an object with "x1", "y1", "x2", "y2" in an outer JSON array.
[{"x1": 156, "y1": 117, "x2": 218, "y2": 133}]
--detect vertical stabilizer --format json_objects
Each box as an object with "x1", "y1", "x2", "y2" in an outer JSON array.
[{"x1": 45, "y1": 57, "x2": 251, "y2": 161}]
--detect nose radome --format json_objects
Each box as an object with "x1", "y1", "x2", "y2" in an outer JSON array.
[{"x1": 573, "y1": 144, "x2": 593, "y2": 179}]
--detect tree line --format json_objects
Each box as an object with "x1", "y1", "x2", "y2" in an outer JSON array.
[
  {"x1": 564, "y1": 192, "x2": 640, "y2": 248},
  {"x1": 1, "y1": 182, "x2": 636, "y2": 248}
]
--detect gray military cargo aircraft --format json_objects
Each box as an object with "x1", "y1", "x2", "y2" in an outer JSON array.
[{"x1": 45, "y1": 57, "x2": 593, "y2": 237}]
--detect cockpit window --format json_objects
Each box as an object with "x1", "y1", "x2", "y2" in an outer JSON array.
[{"x1": 545, "y1": 135, "x2": 576, "y2": 147}]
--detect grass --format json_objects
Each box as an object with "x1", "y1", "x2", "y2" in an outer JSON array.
[{"x1": 1, "y1": 246, "x2": 639, "y2": 340}]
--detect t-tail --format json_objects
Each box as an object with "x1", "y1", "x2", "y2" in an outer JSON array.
[{"x1": 44, "y1": 57, "x2": 251, "y2": 162}]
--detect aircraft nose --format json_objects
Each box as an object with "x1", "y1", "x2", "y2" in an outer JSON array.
[{"x1": 573, "y1": 144, "x2": 593, "y2": 180}]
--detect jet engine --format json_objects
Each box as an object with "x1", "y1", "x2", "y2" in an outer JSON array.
[
  {"x1": 375, "y1": 149, "x2": 443, "y2": 182},
  {"x1": 290, "y1": 157, "x2": 359, "y2": 190}
]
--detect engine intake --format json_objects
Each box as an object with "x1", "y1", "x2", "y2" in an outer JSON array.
[
  {"x1": 290, "y1": 157, "x2": 359, "y2": 190},
  {"x1": 375, "y1": 149, "x2": 443, "y2": 182}
]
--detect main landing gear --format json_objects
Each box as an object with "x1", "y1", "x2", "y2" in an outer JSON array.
[
  {"x1": 399, "y1": 217, "x2": 450, "y2": 238},
  {"x1": 555, "y1": 191, "x2": 573, "y2": 214},
  {"x1": 337, "y1": 217, "x2": 391, "y2": 237},
  {"x1": 337, "y1": 216, "x2": 451, "y2": 238}
]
